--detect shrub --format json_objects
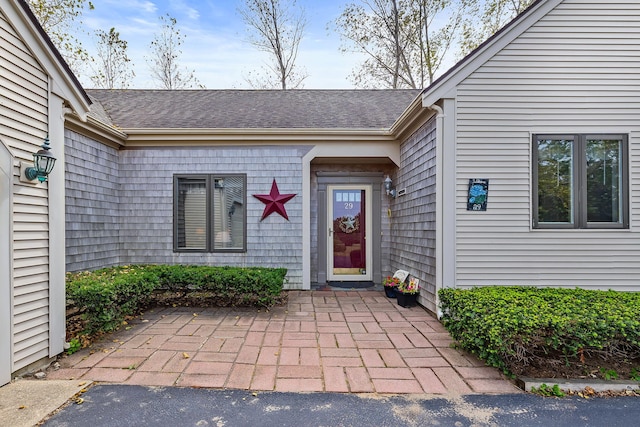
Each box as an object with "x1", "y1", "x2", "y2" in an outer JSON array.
[
  {"x1": 67, "y1": 265, "x2": 288, "y2": 337},
  {"x1": 66, "y1": 265, "x2": 158, "y2": 335},
  {"x1": 438, "y1": 287, "x2": 640, "y2": 374},
  {"x1": 149, "y1": 265, "x2": 287, "y2": 306},
  {"x1": 148, "y1": 264, "x2": 210, "y2": 294}
]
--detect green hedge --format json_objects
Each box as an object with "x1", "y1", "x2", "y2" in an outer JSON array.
[
  {"x1": 66, "y1": 265, "x2": 157, "y2": 335},
  {"x1": 438, "y1": 287, "x2": 640, "y2": 373},
  {"x1": 148, "y1": 265, "x2": 287, "y2": 306},
  {"x1": 67, "y1": 265, "x2": 287, "y2": 336}
]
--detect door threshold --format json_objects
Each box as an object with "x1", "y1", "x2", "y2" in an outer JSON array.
[{"x1": 326, "y1": 281, "x2": 374, "y2": 289}]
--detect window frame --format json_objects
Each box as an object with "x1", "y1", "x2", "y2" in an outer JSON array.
[
  {"x1": 532, "y1": 134, "x2": 629, "y2": 230},
  {"x1": 173, "y1": 173, "x2": 247, "y2": 252}
]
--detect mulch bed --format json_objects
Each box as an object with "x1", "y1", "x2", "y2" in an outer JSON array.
[{"x1": 507, "y1": 350, "x2": 640, "y2": 382}]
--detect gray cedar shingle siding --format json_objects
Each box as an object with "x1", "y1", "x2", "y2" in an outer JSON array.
[
  {"x1": 67, "y1": 89, "x2": 421, "y2": 287},
  {"x1": 117, "y1": 146, "x2": 307, "y2": 288},
  {"x1": 86, "y1": 89, "x2": 421, "y2": 130},
  {"x1": 65, "y1": 130, "x2": 121, "y2": 271},
  {"x1": 393, "y1": 116, "x2": 438, "y2": 312}
]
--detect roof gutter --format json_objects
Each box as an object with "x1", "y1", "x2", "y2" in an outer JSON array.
[
  {"x1": 121, "y1": 127, "x2": 398, "y2": 146},
  {"x1": 65, "y1": 113, "x2": 127, "y2": 149},
  {"x1": 389, "y1": 91, "x2": 437, "y2": 140}
]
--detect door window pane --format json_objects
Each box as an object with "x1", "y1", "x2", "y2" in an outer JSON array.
[{"x1": 332, "y1": 190, "x2": 366, "y2": 275}]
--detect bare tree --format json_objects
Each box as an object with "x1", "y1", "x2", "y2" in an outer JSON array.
[
  {"x1": 413, "y1": 0, "x2": 466, "y2": 85},
  {"x1": 90, "y1": 28, "x2": 134, "y2": 89},
  {"x1": 146, "y1": 14, "x2": 203, "y2": 89},
  {"x1": 334, "y1": 0, "x2": 467, "y2": 89},
  {"x1": 239, "y1": 0, "x2": 308, "y2": 89},
  {"x1": 27, "y1": 0, "x2": 94, "y2": 75},
  {"x1": 459, "y1": 0, "x2": 534, "y2": 56}
]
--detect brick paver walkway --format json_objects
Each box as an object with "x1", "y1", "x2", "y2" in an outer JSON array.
[{"x1": 49, "y1": 290, "x2": 521, "y2": 394}]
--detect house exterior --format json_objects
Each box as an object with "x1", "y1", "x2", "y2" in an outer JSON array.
[
  {"x1": 1, "y1": 0, "x2": 90, "y2": 385},
  {"x1": 64, "y1": 89, "x2": 419, "y2": 290},
  {"x1": 3, "y1": 0, "x2": 640, "y2": 383},
  {"x1": 408, "y1": 0, "x2": 640, "y2": 312}
]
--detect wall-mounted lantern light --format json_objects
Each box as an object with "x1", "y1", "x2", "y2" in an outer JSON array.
[
  {"x1": 384, "y1": 175, "x2": 396, "y2": 198},
  {"x1": 23, "y1": 136, "x2": 56, "y2": 183}
]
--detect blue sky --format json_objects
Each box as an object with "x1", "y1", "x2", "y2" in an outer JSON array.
[{"x1": 78, "y1": 0, "x2": 365, "y2": 89}]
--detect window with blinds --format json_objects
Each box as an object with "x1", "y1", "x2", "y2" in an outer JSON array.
[{"x1": 174, "y1": 174, "x2": 246, "y2": 252}]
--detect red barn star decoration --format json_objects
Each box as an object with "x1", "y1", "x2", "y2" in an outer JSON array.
[{"x1": 253, "y1": 179, "x2": 296, "y2": 221}]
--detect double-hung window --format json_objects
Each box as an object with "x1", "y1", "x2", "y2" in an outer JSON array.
[
  {"x1": 533, "y1": 134, "x2": 628, "y2": 229},
  {"x1": 174, "y1": 174, "x2": 246, "y2": 252}
]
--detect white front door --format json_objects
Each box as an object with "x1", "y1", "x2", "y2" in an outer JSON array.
[
  {"x1": 327, "y1": 185, "x2": 372, "y2": 281},
  {"x1": 0, "y1": 142, "x2": 12, "y2": 385}
]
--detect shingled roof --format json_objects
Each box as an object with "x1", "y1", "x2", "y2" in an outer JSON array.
[{"x1": 87, "y1": 89, "x2": 420, "y2": 130}]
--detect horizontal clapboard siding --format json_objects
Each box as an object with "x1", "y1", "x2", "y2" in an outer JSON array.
[
  {"x1": 454, "y1": 0, "x2": 640, "y2": 289},
  {"x1": 1, "y1": 10, "x2": 51, "y2": 372}
]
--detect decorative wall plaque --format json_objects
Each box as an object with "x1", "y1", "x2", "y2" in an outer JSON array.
[
  {"x1": 467, "y1": 179, "x2": 489, "y2": 211},
  {"x1": 253, "y1": 179, "x2": 296, "y2": 220}
]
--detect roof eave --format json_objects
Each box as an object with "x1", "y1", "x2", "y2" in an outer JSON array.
[
  {"x1": 121, "y1": 127, "x2": 397, "y2": 146},
  {"x1": 65, "y1": 112, "x2": 127, "y2": 149},
  {"x1": 389, "y1": 93, "x2": 436, "y2": 140}
]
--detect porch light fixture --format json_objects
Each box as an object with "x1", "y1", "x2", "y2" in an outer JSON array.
[
  {"x1": 384, "y1": 175, "x2": 396, "y2": 198},
  {"x1": 24, "y1": 136, "x2": 56, "y2": 183}
]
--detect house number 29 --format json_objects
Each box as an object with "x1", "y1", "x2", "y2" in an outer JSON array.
[{"x1": 344, "y1": 202, "x2": 354, "y2": 209}]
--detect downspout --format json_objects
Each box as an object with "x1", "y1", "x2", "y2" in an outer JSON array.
[
  {"x1": 429, "y1": 104, "x2": 445, "y2": 318},
  {"x1": 0, "y1": 138, "x2": 14, "y2": 384},
  {"x1": 48, "y1": 76, "x2": 68, "y2": 356}
]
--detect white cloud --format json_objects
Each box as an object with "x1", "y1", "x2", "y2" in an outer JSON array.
[
  {"x1": 169, "y1": 0, "x2": 200, "y2": 21},
  {"x1": 139, "y1": 1, "x2": 159, "y2": 13},
  {"x1": 98, "y1": 0, "x2": 158, "y2": 14}
]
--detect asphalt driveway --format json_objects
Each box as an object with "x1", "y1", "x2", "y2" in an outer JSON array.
[{"x1": 43, "y1": 385, "x2": 640, "y2": 427}]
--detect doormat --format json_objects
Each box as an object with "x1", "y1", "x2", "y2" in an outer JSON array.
[{"x1": 327, "y1": 281, "x2": 375, "y2": 289}]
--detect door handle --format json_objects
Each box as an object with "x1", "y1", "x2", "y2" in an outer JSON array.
[{"x1": 329, "y1": 228, "x2": 333, "y2": 236}]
